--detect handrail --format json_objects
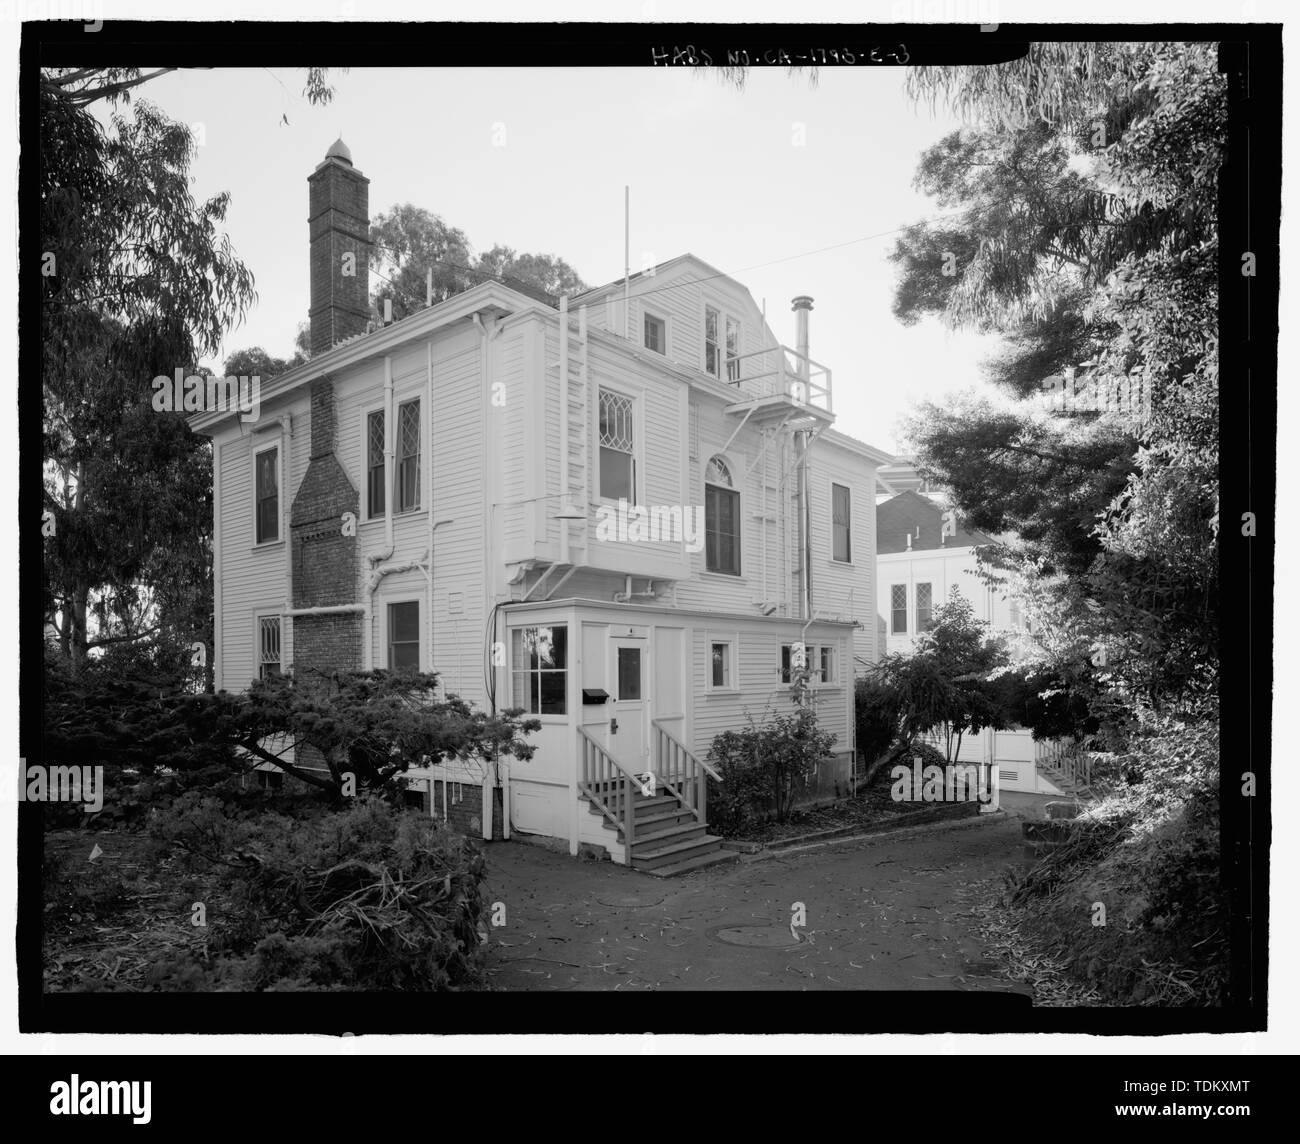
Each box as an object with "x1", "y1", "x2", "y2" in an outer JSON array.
[
  {"x1": 576, "y1": 726, "x2": 644, "y2": 842},
  {"x1": 650, "y1": 720, "x2": 717, "y2": 825},
  {"x1": 652, "y1": 719, "x2": 721, "y2": 782},
  {"x1": 722, "y1": 343, "x2": 832, "y2": 412}
]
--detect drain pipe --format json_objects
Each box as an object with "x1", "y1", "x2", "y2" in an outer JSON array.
[{"x1": 364, "y1": 549, "x2": 431, "y2": 671}]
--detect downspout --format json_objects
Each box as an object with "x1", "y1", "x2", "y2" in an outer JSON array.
[
  {"x1": 427, "y1": 341, "x2": 434, "y2": 680},
  {"x1": 559, "y1": 295, "x2": 570, "y2": 565}
]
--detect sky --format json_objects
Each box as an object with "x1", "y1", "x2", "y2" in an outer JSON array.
[{"x1": 121, "y1": 65, "x2": 1003, "y2": 455}]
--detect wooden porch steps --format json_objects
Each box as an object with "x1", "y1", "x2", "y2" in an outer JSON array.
[
  {"x1": 579, "y1": 782, "x2": 733, "y2": 876},
  {"x1": 578, "y1": 724, "x2": 732, "y2": 878}
]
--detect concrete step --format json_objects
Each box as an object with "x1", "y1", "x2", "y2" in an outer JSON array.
[
  {"x1": 630, "y1": 820, "x2": 707, "y2": 855},
  {"x1": 640, "y1": 847, "x2": 739, "y2": 879},
  {"x1": 631, "y1": 833, "x2": 723, "y2": 871}
]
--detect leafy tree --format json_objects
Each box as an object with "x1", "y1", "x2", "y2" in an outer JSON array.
[
  {"x1": 370, "y1": 204, "x2": 588, "y2": 322},
  {"x1": 40, "y1": 68, "x2": 338, "y2": 666},
  {"x1": 475, "y1": 245, "x2": 588, "y2": 298},
  {"x1": 178, "y1": 669, "x2": 540, "y2": 801},
  {"x1": 891, "y1": 43, "x2": 1224, "y2": 719},
  {"x1": 866, "y1": 590, "x2": 1012, "y2": 764}
]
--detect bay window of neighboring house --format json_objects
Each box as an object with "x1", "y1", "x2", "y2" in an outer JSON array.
[
  {"x1": 891, "y1": 584, "x2": 907, "y2": 634},
  {"x1": 598, "y1": 387, "x2": 636, "y2": 501},
  {"x1": 916, "y1": 582, "x2": 934, "y2": 632},
  {"x1": 704, "y1": 455, "x2": 740, "y2": 575}
]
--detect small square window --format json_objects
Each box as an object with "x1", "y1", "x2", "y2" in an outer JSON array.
[
  {"x1": 644, "y1": 313, "x2": 666, "y2": 354},
  {"x1": 388, "y1": 601, "x2": 420, "y2": 670},
  {"x1": 710, "y1": 641, "x2": 732, "y2": 689}
]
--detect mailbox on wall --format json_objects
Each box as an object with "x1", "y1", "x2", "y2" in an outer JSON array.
[{"x1": 582, "y1": 688, "x2": 610, "y2": 705}]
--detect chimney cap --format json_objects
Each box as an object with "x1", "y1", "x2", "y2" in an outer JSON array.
[
  {"x1": 324, "y1": 136, "x2": 353, "y2": 165},
  {"x1": 791, "y1": 295, "x2": 814, "y2": 311}
]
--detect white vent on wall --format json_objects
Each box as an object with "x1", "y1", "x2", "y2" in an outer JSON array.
[{"x1": 999, "y1": 770, "x2": 1018, "y2": 782}]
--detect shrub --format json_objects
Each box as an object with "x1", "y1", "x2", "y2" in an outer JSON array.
[
  {"x1": 854, "y1": 677, "x2": 901, "y2": 771},
  {"x1": 146, "y1": 795, "x2": 489, "y2": 991},
  {"x1": 706, "y1": 706, "x2": 837, "y2": 833},
  {"x1": 1004, "y1": 712, "x2": 1224, "y2": 1005}
]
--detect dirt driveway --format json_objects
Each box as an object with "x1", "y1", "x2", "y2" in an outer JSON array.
[{"x1": 481, "y1": 811, "x2": 1035, "y2": 993}]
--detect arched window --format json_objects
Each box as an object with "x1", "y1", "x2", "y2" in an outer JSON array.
[{"x1": 704, "y1": 456, "x2": 740, "y2": 574}]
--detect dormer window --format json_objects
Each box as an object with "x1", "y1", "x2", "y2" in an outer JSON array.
[
  {"x1": 644, "y1": 312, "x2": 666, "y2": 354},
  {"x1": 704, "y1": 305, "x2": 741, "y2": 380}
]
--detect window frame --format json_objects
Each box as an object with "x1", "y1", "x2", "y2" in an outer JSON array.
[
  {"x1": 779, "y1": 641, "x2": 810, "y2": 685},
  {"x1": 707, "y1": 634, "x2": 738, "y2": 693},
  {"x1": 890, "y1": 584, "x2": 908, "y2": 634},
  {"x1": 361, "y1": 402, "x2": 386, "y2": 521},
  {"x1": 596, "y1": 383, "x2": 639, "y2": 505},
  {"x1": 386, "y1": 599, "x2": 422, "y2": 672},
  {"x1": 915, "y1": 582, "x2": 934, "y2": 632},
  {"x1": 643, "y1": 309, "x2": 668, "y2": 356},
  {"x1": 395, "y1": 395, "x2": 422, "y2": 515},
  {"x1": 814, "y1": 644, "x2": 838, "y2": 687},
  {"x1": 830, "y1": 481, "x2": 853, "y2": 564},
  {"x1": 252, "y1": 440, "x2": 282, "y2": 547},
  {"x1": 509, "y1": 624, "x2": 570, "y2": 718},
  {"x1": 255, "y1": 612, "x2": 282, "y2": 682},
  {"x1": 702, "y1": 299, "x2": 742, "y2": 382},
  {"x1": 703, "y1": 454, "x2": 742, "y2": 576}
]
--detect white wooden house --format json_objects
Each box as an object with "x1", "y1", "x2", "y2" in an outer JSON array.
[
  {"x1": 189, "y1": 141, "x2": 892, "y2": 873},
  {"x1": 874, "y1": 490, "x2": 1064, "y2": 797}
]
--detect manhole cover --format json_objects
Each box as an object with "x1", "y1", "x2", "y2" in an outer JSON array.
[{"x1": 712, "y1": 925, "x2": 801, "y2": 949}]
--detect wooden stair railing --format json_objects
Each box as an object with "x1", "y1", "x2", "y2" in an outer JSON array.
[
  {"x1": 576, "y1": 726, "x2": 646, "y2": 843},
  {"x1": 651, "y1": 721, "x2": 721, "y2": 825}
]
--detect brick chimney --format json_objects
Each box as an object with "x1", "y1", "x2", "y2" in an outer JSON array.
[
  {"x1": 308, "y1": 137, "x2": 370, "y2": 356},
  {"x1": 290, "y1": 379, "x2": 362, "y2": 684}
]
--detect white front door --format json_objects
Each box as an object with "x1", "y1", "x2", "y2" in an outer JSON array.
[{"x1": 609, "y1": 638, "x2": 649, "y2": 781}]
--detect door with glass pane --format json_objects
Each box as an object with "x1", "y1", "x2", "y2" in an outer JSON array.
[{"x1": 609, "y1": 639, "x2": 649, "y2": 780}]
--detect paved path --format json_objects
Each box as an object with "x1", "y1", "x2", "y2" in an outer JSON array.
[{"x1": 481, "y1": 810, "x2": 1035, "y2": 993}]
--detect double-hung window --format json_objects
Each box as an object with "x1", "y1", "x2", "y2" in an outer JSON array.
[
  {"x1": 255, "y1": 445, "x2": 279, "y2": 544},
  {"x1": 366, "y1": 409, "x2": 385, "y2": 518},
  {"x1": 916, "y1": 582, "x2": 934, "y2": 632},
  {"x1": 396, "y1": 399, "x2": 421, "y2": 513},
  {"x1": 388, "y1": 601, "x2": 420, "y2": 670},
  {"x1": 598, "y1": 388, "x2": 635, "y2": 501},
  {"x1": 704, "y1": 456, "x2": 740, "y2": 575},
  {"x1": 891, "y1": 585, "x2": 907, "y2": 634},
  {"x1": 704, "y1": 306, "x2": 741, "y2": 381},
  {"x1": 644, "y1": 312, "x2": 666, "y2": 354},
  {"x1": 831, "y1": 483, "x2": 852, "y2": 562}
]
